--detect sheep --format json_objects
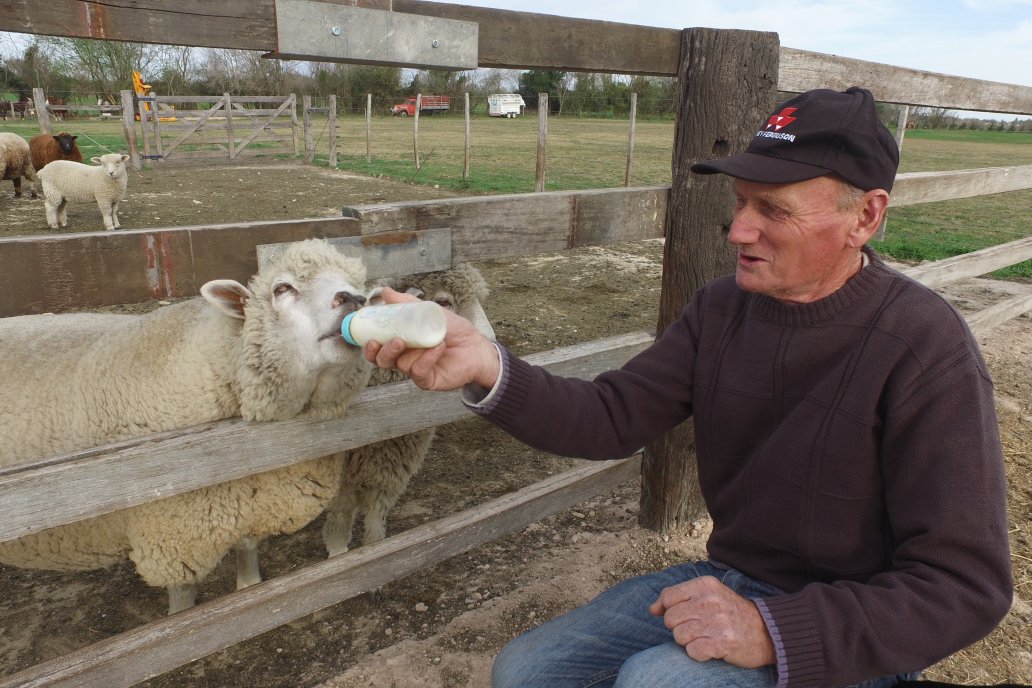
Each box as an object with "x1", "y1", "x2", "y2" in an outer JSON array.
[
  {"x1": 29, "y1": 131, "x2": 83, "y2": 172},
  {"x1": 0, "y1": 131, "x2": 37, "y2": 199},
  {"x1": 320, "y1": 263, "x2": 495, "y2": 558},
  {"x1": 0, "y1": 239, "x2": 373, "y2": 614},
  {"x1": 37, "y1": 152, "x2": 129, "y2": 231}
]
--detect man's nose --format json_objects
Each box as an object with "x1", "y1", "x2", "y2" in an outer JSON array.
[{"x1": 727, "y1": 213, "x2": 757, "y2": 245}]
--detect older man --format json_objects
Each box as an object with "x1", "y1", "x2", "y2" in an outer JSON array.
[{"x1": 367, "y1": 87, "x2": 1012, "y2": 688}]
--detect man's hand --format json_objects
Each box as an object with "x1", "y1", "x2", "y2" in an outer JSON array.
[
  {"x1": 365, "y1": 287, "x2": 500, "y2": 392},
  {"x1": 649, "y1": 576, "x2": 776, "y2": 668}
]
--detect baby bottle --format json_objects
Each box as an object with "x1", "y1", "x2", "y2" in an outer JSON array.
[{"x1": 341, "y1": 301, "x2": 447, "y2": 349}]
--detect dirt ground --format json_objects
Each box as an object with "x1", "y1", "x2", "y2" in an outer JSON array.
[{"x1": 0, "y1": 160, "x2": 1029, "y2": 686}]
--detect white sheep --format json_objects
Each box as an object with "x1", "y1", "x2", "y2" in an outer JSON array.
[
  {"x1": 0, "y1": 131, "x2": 37, "y2": 199},
  {"x1": 0, "y1": 239, "x2": 373, "y2": 614},
  {"x1": 37, "y1": 152, "x2": 129, "y2": 231},
  {"x1": 320, "y1": 263, "x2": 495, "y2": 557}
]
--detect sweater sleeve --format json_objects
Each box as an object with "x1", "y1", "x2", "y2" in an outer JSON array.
[
  {"x1": 470, "y1": 302, "x2": 701, "y2": 460},
  {"x1": 759, "y1": 324, "x2": 1012, "y2": 687}
]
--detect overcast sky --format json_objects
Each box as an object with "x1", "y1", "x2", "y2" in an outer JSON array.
[{"x1": 439, "y1": 0, "x2": 1032, "y2": 98}]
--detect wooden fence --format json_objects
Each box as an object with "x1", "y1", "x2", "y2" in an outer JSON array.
[
  {"x1": 1, "y1": 1, "x2": 1032, "y2": 685},
  {"x1": 130, "y1": 92, "x2": 300, "y2": 164}
]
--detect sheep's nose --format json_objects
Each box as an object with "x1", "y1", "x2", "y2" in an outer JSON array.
[{"x1": 335, "y1": 291, "x2": 366, "y2": 309}]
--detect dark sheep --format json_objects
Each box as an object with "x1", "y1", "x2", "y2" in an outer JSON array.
[{"x1": 29, "y1": 131, "x2": 83, "y2": 173}]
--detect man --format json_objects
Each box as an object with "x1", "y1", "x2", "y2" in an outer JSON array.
[{"x1": 367, "y1": 87, "x2": 1013, "y2": 688}]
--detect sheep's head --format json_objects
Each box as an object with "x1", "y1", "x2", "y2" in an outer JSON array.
[
  {"x1": 54, "y1": 132, "x2": 78, "y2": 155},
  {"x1": 91, "y1": 153, "x2": 129, "y2": 179},
  {"x1": 372, "y1": 263, "x2": 495, "y2": 342},
  {"x1": 365, "y1": 263, "x2": 495, "y2": 387},
  {"x1": 201, "y1": 239, "x2": 371, "y2": 420}
]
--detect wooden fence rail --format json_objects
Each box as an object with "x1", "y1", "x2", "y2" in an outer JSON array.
[{"x1": 2, "y1": 3, "x2": 1032, "y2": 686}]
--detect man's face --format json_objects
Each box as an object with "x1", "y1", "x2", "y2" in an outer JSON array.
[{"x1": 728, "y1": 176, "x2": 862, "y2": 304}]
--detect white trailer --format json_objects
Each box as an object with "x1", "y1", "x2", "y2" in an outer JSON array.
[{"x1": 488, "y1": 93, "x2": 526, "y2": 118}]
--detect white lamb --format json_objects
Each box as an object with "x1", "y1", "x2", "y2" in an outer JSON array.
[
  {"x1": 321, "y1": 263, "x2": 495, "y2": 557},
  {"x1": 37, "y1": 152, "x2": 129, "y2": 231},
  {"x1": 0, "y1": 239, "x2": 373, "y2": 614}
]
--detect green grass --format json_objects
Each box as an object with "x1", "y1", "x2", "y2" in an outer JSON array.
[{"x1": 3, "y1": 115, "x2": 1029, "y2": 280}]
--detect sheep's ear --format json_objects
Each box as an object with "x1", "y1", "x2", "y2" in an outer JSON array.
[
  {"x1": 90, "y1": 157, "x2": 101, "y2": 164},
  {"x1": 120, "y1": 154, "x2": 129, "y2": 163},
  {"x1": 201, "y1": 280, "x2": 251, "y2": 319}
]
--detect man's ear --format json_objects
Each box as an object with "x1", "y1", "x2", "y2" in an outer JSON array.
[
  {"x1": 201, "y1": 280, "x2": 252, "y2": 319},
  {"x1": 848, "y1": 189, "x2": 890, "y2": 247}
]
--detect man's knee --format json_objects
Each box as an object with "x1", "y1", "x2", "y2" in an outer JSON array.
[{"x1": 491, "y1": 636, "x2": 527, "y2": 688}]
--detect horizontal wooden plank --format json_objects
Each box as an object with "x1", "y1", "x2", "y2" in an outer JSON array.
[
  {"x1": 258, "y1": 228, "x2": 454, "y2": 278},
  {"x1": 0, "y1": 455, "x2": 641, "y2": 688},
  {"x1": 890, "y1": 166, "x2": 1032, "y2": 207},
  {"x1": 966, "y1": 292, "x2": 1032, "y2": 337},
  {"x1": 899, "y1": 236, "x2": 1032, "y2": 289},
  {"x1": 779, "y1": 47, "x2": 1032, "y2": 115},
  {"x1": 387, "y1": 0, "x2": 681, "y2": 75},
  {"x1": 0, "y1": 331, "x2": 654, "y2": 543},
  {"x1": 0, "y1": 217, "x2": 360, "y2": 316},
  {"x1": 0, "y1": 0, "x2": 278, "y2": 50},
  {"x1": 346, "y1": 186, "x2": 669, "y2": 261}
]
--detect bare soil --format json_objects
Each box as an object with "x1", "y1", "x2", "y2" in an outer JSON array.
[{"x1": 0, "y1": 161, "x2": 1029, "y2": 686}]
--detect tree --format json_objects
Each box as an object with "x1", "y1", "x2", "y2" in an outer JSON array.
[
  {"x1": 912, "y1": 106, "x2": 955, "y2": 129},
  {"x1": 517, "y1": 70, "x2": 567, "y2": 113},
  {"x1": 37, "y1": 36, "x2": 162, "y2": 102},
  {"x1": 195, "y1": 49, "x2": 304, "y2": 96},
  {"x1": 8, "y1": 42, "x2": 64, "y2": 97}
]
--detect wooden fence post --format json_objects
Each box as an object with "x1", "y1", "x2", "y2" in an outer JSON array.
[
  {"x1": 290, "y1": 93, "x2": 299, "y2": 157},
  {"x1": 225, "y1": 93, "x2": 235, "y2": 160},
  {"x1": 328, "y1": 94, "x2": 337, "y2": 168},
  {"x1": 463, "y1": 92, "x2": 471, "y2": 179},
  {"x1": 625, "y1": 92, "x2": 637, "y2": 186},
  {"x1": 413, "y1": 93, "x2": 422, "y2": 170},
  {"x1": 32, "y1": 87, "x2": 50, "y2": 134},
  {"x1": 119, "y1": 90, "x2": 141, "y2": 170},
  {"x1": 535, "y1": 92, "x2": 548, "y2": 192},
  {"x1": 303, "y1": 94, "x2": 314, "y2": 163},
  {"x1": 366, "y1": 93, "x2": 373, "y2": 163},
  {"x1": 895, "y1": 105, "x2": 909, "y2": 152},
  {"x1": 877, "y1": 104, "x2": 910, "y2": 241},
  {"x1": 639, "y1": 28, "x2": 780, "y2": 533}
]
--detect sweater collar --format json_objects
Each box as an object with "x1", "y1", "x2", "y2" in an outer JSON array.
[{"x1": 751, "y1": 247, "x2": 891, "y2": 327}]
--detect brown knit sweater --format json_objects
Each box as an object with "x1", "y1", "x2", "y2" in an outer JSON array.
[{"x1": 472, "y1": 249, "x2": 1012, "y2": 687}]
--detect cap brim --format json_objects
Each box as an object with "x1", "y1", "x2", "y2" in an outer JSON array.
[{"x1": 690, "y1": 152, "x2": 832, "y2": 185}]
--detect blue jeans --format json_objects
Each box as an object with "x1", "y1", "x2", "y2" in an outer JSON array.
[{"x1": 492, "y1": 560, "x2": 919, "y2": 688}]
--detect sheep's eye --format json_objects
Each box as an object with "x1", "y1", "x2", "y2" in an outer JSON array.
[
  {"x1": 273, "y1": 283, "x2": 296, "y2": 297},
  {"x1": 433, "y1": 296, "x2": 455, "y2": 310}
]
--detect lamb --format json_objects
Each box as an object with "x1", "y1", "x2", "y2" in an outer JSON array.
[
  {"x1": 37, "y1": 152, "x2": 129, "y2": 231},
  {"x1": 320, "y1": 263, "x2": 495, "y2": 557},
  {"x1": 0, "y1": 239, "x2": 373, "y2": 614},
  {"x1": 29, "y1": 131, "x2": 83, "y2": 171},
  {"x1": 0, "y1": 131, "x2": 37, "y2": 199}
]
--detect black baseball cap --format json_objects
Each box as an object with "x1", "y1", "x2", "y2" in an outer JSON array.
[{"x1": 691, "y1": 87, "x2": 899, "y2": 192}]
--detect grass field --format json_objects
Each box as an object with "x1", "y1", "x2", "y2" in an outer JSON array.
[{"x1": 3, "y1": 115, "x2": 1030, "y2": 279}]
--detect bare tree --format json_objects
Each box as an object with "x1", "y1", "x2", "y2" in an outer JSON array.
[
  {"x1": 38, "y1": 36, "x2": 162, "y2": 101},
  {"x1": 913, "y1": 106, "x2": 955, "y2": 129}
]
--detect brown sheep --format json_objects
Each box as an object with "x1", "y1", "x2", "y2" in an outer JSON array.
[
  {"x1": 29, "y1": 131, "x2": 83, "y2": 172},
  {"x1": 0, "y1": 132, "x2": 37, "y2": 199}
]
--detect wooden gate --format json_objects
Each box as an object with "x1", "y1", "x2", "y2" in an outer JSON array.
[{"x1": 137, "y1": 93, "x2": 299, "y2": 163}]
